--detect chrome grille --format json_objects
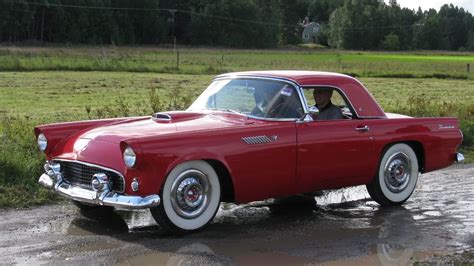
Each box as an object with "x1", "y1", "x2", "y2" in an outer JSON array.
[{"x1": 56, "y1": 160, "x2": 125, "y2": 192}]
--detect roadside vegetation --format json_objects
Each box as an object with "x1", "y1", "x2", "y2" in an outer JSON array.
[{"x1": 1, "y1": 72, "x2": 473, "y2": 208}]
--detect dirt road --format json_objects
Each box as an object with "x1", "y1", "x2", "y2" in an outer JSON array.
[{"x1": 1, "y1": 164, "x2": 473, "y2": 265}]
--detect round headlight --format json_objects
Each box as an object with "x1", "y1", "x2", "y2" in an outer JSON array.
[
  {"x1": 38, "y1": 133, "x2": 47, "y2": 152},
  {"x1": 123, "y1": 146, "x2": 136, "y2": 168}
]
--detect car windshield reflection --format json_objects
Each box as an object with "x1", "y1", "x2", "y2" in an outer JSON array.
[{"x1": 188, "y1": 78, "x2": 304, "y2": 119}]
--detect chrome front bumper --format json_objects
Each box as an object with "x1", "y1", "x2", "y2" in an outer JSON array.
[
  {"x1": 38, "y1": 163, "x2": 160, "y2": 209},
  {"x1": 456, "y1": 152, "x2": 465, "y2": 163}
]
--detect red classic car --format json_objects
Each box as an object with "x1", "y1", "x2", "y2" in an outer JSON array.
[{"x1": 36, "y1": 71, "x2": 464, "y2": 233}]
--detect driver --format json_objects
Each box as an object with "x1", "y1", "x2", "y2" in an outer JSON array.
[{"x1": 313, "y1": 88, "x2": 343, "y2": 120}]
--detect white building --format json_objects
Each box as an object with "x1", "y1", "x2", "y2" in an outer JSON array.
[{"x1": 300, "y1": 17, "x2": 321, "y2": 43}]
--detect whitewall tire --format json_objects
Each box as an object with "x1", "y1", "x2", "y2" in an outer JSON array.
[
  {"x1": 151, "y1": 160, "x2": 221, "y2": 233},
  {"x1": 367, "y1": 143, "x2": 419, "y2": 206}
]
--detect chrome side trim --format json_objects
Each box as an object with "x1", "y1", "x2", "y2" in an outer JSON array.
[
  {"x1": 359, "y1": 116, "x2": 387, "y2": 119},
  {"x1": 38, "y1": 172, "x2": 160, "y2": 209},
  {"x1": 245, "y1": 115, "x2": 298, "y2": 122},
  {"x1": 214, "y1": 74, "x2": 300, "y2": 88},
  {"x1": 53, "y1": 159, "x2": 126, "y2": 193}
]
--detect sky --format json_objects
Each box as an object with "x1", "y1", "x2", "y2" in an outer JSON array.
[{"x1": 387, "y1": 0, "x2": 474, "y2": 14}]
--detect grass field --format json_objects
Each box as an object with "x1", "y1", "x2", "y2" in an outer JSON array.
[
  {"x1": 1, "y1": 71, "x2": 473, "y2": 119},
  {"x1": 1, "y1": 46, "x2": 473, "y2": 79},
  {"x1": 0, "y1": 46, "x2": 473, "y2": 208}
]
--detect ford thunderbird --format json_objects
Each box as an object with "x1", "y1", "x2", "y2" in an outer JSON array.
[{"x1": 36, "y1": 71, "x2": 464, "y2": 233}]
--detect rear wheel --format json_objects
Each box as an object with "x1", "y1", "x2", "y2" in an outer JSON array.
[
  {"x1": 367, "y1": 143, "x2": 419, "y2": 206},
  {"x1": 151, "y1": 160, "x2": 221, "y2": 234}
]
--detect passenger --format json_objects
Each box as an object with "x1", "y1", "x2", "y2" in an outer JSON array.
[
  {"x1": 313, "y1": 88, "x2": 343, "y2": 120},
  {"x1": 251, "y1": 87, "x2": 277, "y2": 116}
]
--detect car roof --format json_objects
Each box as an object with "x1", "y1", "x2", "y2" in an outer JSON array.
[
  {"x1": 215, "y1": 70, "x2": 355, "y2": 86},
  {"x1": 215, "y1": 70, "x2": 386, "y2": 119}
]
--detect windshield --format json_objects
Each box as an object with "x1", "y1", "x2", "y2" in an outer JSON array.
[{"x1": 188, "y1": 78, "x2": 304, "y2": 119}]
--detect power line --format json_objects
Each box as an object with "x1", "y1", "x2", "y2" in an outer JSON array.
[
  {"x1": 7, "y1": 1, "x2": 425, "y2": 31},
  {"x1": 14, "y1": 1, "x2": 292, "y2": 28},
  {"x1": 335, "y1": 23, "x2": 423, "y2": 30},
  {"x1": 16, "y1": 1, "x2": 175, "y2": 12}
]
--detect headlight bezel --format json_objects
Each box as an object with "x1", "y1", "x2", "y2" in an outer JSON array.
[
  {"x1": 38, "y1": 133, "x2": 48, "y2": 152},
  {"x1": 123, "y1": 146, "x2": 137, "y2": 168}
]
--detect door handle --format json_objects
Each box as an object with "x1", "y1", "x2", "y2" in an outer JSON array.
[{"x1": 355, "y1": 125, "x2": 369, "y2": 132}]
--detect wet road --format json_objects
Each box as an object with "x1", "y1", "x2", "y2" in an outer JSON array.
[{"x1": 1, "y1": 164, "x2": 473, "y2": 265}]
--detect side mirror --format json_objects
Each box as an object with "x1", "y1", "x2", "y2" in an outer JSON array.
[
  {"x1": 308, "y1": 106, "x2": 320, "y2": 116},
  {"x1": 299, "y1": 106, "x2": 319, "y2": 122}
]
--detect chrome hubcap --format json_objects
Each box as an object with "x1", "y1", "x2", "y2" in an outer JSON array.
[
  {"x1": 170, "y1": 169, "x2": 211, "y2": 219},
  {"x1": 384, "y1": 152, "x2": 411, "y2": 193}
]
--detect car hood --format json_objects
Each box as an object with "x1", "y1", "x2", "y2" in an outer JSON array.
[{"x1": 76, "y1": 111, "x2": 253, "y2": 144}]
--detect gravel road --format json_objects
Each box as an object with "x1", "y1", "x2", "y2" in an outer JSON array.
[{"x1": 1, "y1": 164, "x2": 473, "y2": 265}]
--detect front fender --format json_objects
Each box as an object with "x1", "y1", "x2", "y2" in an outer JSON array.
[
  {"x1": 35, "y1": 117, "x2": 148, "y2": 159},
  {"x1": 134, "y1": 145, "x2": 234, "y2": 198}
]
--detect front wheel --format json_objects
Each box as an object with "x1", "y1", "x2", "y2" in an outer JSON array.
[
  {"x1": 151, "y1": 160, "x2": 221, "y2": 234},
  {"x1": 367, "y1": 143, "x2": 419, "y2": 206}
]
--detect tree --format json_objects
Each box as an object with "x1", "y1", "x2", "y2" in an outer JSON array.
[
  {"x1": 328, "y1": 0, "x2": 386, "y2": 50},
  {"x1": 308, "y1": 0, "x2": 344, "y2": 23},
  {"x1": 0, "y1": 0, "x2": 472, "y2": 50},
  {"x1": 187, "y1": 0, "x2": 281, "y2": 48},
  {"x1": 327, "y1": 7, "x2": 346, "y2": 48},
  {"x1": 438, "y1": 4, "x2": 470, "y2": 50},
  {"x1": 381, "y1": 33, "x2": 400, "y2": 50},
  {"x1": 412, "y1": 10, "x2": 442, "y2": 49},
  {"x1": 279, "y1": 0, "x2": 309, "y2": 45}
]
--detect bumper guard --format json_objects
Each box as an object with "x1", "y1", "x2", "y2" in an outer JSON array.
[{"x1": 38, "y1": 162, "x2": 160, "y2": 209}]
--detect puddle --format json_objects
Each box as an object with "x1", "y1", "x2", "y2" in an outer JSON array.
[
  {"x1": 117, "y1": 243, "x2": 232, "y2": 266},
  {"x1": 116, "y1": 241, "x2": 433, "y2": 265},
  {"x1": 1, "y1": 166, "x2": 472, "y2": 264}
]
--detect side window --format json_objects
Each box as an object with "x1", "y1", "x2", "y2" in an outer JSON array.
[
  {"x1": 303, "y1": 87, "x2": 354, "y2": 120},
  {"x1": 265, "y1": 85, "x2": 304, "y2": 119}
]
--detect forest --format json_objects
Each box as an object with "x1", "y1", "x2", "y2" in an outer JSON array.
[{"x1": 1, "y1": 0, "x2": 473, "y2": 50}]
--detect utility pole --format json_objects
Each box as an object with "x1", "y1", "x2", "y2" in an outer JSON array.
[
  {"x1": 40, "y1": 7, "x2": 45, "y2": 41},
  {"x1": 168, "y1": 9, "x2": 177, "y2": 52}
]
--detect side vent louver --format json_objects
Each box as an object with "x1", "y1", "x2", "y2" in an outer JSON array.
[{"x1": 241, "y1": 135, "x2": 277, "y2": 145}]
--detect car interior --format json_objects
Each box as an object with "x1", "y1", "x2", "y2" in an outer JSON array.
[{"x1": 303, "y1": 87, "x2": 354, "y2": 120}]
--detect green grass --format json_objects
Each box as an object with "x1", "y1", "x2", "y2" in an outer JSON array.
[
  {"x1": 0, "y1": 46, "x2": 473, "y2": 208},
  {"x1": 2, "y1": 71, "x2": 472, "y2": 119},
  {"x1": 0, "y1": 71, "x2": 210, "y2": 120},
  {"x1": 1, "y1": 46, "x2": 473, "y2": 79}
]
